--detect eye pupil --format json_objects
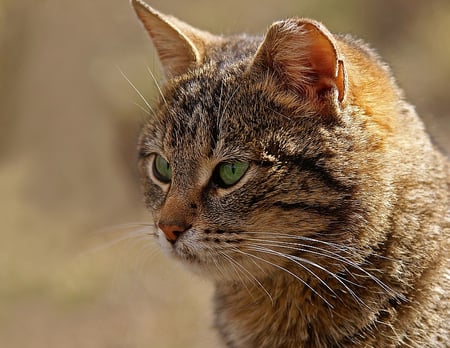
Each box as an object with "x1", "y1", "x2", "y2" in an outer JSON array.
[{"x1": 215, "y1": 161, "x2": 249, "y2": 188}]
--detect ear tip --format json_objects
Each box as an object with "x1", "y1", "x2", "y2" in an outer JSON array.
[
  {"x1": 130, "y1": 0, "x2": 148, "y2": 6},
  {"x1": 130, "y1": 0, "x2": 142, "y2": 8},
  {"x1": 131, "y1": 0, "x2": 168, "y2": 25},
  {"x1": 130, "y1": 0, "x2": 156, "y2": 15},
  {"x1": 269, "y1": 18, "x2": 329, "y2": 35},
  {"x1": 130, "y1": 0, "x2": 144, "y2": 13}
]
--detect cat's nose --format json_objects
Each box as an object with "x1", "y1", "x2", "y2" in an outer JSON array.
[{"x1": 158, "y1": 222, "x2": 190, "y2": 243}]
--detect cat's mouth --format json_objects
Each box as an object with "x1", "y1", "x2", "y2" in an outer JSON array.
[
  {"x1": 156, "y1": 227, "x2": 247, "y2": 279},
  {"x1": 157, "y1": 228, "x2": 204, "y2": 263}
]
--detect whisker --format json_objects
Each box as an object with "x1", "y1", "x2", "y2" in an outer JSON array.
[
  {"x1": 246, "y1": 231, "x2": 398, "y2": 263},
  {"x1": 85, "y1": 222, "x2": 156, "y2": 255},
  {"x1": 217, "y1": 80, "x2": 224, "y2": 117},
  {"x1": 95, "y1": 222, "x2": 155, "y2": 234},
  {"x1": 233, "y1": 248, "x2": 334, "y2": 308},
  {"x1": 291, "y1": 255, "x2": 367, "y2": 307},
  {"x1": 210, "y1": 250, "x2": 228, "y2": 279},
  {"x1": 244, "y1": 232, "x2": 359, "y2": 254},
  {"x1": 221, "y1": 250, "x2": 274, "y2": 304},
  {"x1": 245, "y1": 235, "x2": 356, "y2": 260},
  {"x1": 247, "y1": 245, "x2": 338, "y2": 298},
  {"x1": 244, "y1": 236, "x2": 398, "y2": 299},
  {"x1": 216, "y1": 80, "x2": 224, "y2": 130},
  {"x1": 220, "y1": 85, "x2": 240, "y2": 120},
  {"x1": 146, "y1": 66, "x2": 168, "y2": 107},
  {"x1": 218, "y1": 251, "x2": 259, "y2": 302},
  {"x1": 124, "y1": 236, "x2": 162, "y2": 274},
  {"x1": 267, "y1": 106, "x2": 291, "y2": 121},
  {"x1": 85, "y1": 228, "x2": 153, "y2": 254},
  {"x1": 134, "y1": 101, "x2": 153, "y2": 115},
  {"x1": 117, "y1": 66, "x2": 154, "y2": 114}
]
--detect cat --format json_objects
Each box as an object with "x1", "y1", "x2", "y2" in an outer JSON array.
[{"x1": 130, "y1": 0, "x2": 450, "y2": 347}]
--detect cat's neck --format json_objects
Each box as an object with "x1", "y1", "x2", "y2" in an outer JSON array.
[
  {"x1": 214, "y1": 274, "x2": 310, "y2": 347},
  {"x1": 213, "y1": 271, "x2": 383, "y2": 347}
]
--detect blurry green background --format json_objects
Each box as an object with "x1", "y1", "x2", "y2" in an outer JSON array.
[{"x1": 0, "y1": 0, "x2": 449, "y2": 347}]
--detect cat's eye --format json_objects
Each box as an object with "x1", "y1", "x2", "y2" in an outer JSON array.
[
  {"x1": 214, "y1": 161, "x2": 249, "y2": 188},
  {"x1": 152, "y1": 154, "x2": 172, "y2": 183}
]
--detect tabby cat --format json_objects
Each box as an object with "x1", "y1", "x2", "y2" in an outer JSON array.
[{"x1": 130, "y1": 0, "x2": 450, "y2": 347}]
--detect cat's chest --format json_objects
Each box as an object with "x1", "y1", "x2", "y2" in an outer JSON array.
[
  {"x1": 213, "y1": 282, "x2": 319, "y2": 348},
  {"x1": 212, "y1": 277, "x2": 384, "y2": 348}
]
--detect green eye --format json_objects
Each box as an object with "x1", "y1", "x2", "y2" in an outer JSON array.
[
  {"x1": 153, "y1": 154, "x2": 172, "y2": 183},
  {"x1": 216, "y1": 161, "x2": 249, "y2": 188}
]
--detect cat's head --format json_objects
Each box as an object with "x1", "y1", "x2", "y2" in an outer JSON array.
[{"x1": 131, "y1": 0, "x2": 402, "y2": 282}]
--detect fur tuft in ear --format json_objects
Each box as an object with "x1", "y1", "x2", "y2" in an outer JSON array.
[
  {"x1": 131, "y1": 0, "x2": 217, "y2": 79},
  {"x1": 251, "y1": 18, "x2": 346, "y2": 105}
]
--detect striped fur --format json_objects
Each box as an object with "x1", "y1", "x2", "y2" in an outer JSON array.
[{"x1": 131, "y1": 1, "x2": 450, "y2": 347}]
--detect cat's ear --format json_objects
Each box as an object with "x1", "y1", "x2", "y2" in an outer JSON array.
[
  {"x1": 250, "y1": 18, "x2": 346, "y2": 107},
  {"x1": 131, "y1": 0, "x2": 215, "y2": 78}
]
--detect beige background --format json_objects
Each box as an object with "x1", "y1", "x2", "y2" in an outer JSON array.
[{"x1": 1, "y1": 0, "x2": 449, "y2": 347}]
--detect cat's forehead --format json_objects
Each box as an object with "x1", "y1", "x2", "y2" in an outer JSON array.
[
  {"x1": 156, "y1": 67, "x2": 256, "y2": 157},
  {"x1": 141, "y1": 61, "x2": 318, "y2": 168},
  {"x1": 168, "y1": 63, "x2": 245, "y2": 110}
]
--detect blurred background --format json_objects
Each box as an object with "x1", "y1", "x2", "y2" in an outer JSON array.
[{"x1": 0, "y1": 0, "x2": 449, "y2": 347}]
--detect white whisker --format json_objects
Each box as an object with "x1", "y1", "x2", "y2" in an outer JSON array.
[
  {"x1": 134, "y1": 101, "x2": 153, "y2": 115},
  {"x1": 216, "y1": 80, "x2": 224, "y2": 130},
  {"x1": 95, "y1": 222, "x2": 155, "y2": 234},
  {"x1": 218, "y1": 251, "x2": 259, "y2": 302},
  {"x1": 118, "y1": 66, "x2": 154, "y2": 114},
  {"x1": 245, "y1": 231, "x2": 359, "y2": 254},
  {"x1": 244, "y1": 235, "x2": 398, "y2": 299},
  {"x1": 233, "y1": 248, "x2": 334, "y2": 308},
  {"x1": 221, "y1": 250, "x2": 274, "y2": 304},
  {"x1": 220, "y1": 85, "x2": 240, "y2": 120},
  {"x1": 146, "y1": 66, "x2": 168, "y2": 107},
  {"x1": 85, "y1": 222, "x2": 156, "y2": 255},
  {"x1": 246, "y1": 245, "x2": 338, "y2": 299}
]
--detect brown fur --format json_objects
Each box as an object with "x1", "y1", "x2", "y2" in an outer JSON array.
[{"x1": 131, "y1": 1, "x2": 450, "y2": 347}]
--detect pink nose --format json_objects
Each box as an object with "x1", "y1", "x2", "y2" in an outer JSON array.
[{"x1": 158, "y1": 222, "x2": 190, "y2": 243}]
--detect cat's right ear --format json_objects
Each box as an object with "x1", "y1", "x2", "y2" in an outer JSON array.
[
  {"x1": 131, "y1": 0, "x2": 216, "y2": 79},
  {"x1": 249, "y1": 18, "x2": 347, "y2": 113}
]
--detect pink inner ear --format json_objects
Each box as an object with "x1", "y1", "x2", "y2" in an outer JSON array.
[
  {"x1": 150, "y1": 26, "x2": 197, "y2": 76},
  {"x1": 300, "y1": 24, "x2": 341, "y2": 95},
  {"x1": 132, "y1": 0, "x2": 206, "y2": 79},
  {"x1": 309, "y1": 39, "x2": 337, "y2": 79},
  {"x1": 251, "y1": 19, "x2": 346, "y2": 103}
]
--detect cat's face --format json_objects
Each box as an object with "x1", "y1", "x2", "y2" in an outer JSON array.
[
  {"x1": 132, "y1": 0, "x2": 397, "y2": 283},
  {"x1": 138, "y1": 62, "x2": 353, "y2": 281}
]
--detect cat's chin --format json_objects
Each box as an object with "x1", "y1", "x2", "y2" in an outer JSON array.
[{"x1": 179, "y1": 258, "x2": 255, "y2": 283}]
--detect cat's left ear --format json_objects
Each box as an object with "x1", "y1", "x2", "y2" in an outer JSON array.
[
  {"x1": 250, "y1": 18, "x2": 346, "y2": 110},
  {"x1": 131, "y1": 0, "x2": 216, "y2": 79}
]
